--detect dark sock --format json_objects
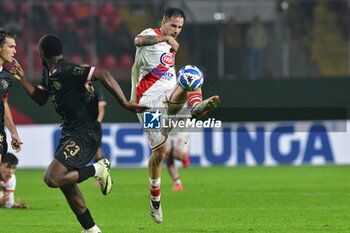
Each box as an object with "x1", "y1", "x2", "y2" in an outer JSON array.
[
  {"x1": 77, "y1": 209, "x2": 95, "y2": 230},
  {"x1": 77, "y1": 165, "x2": 95, "y2": 183}
]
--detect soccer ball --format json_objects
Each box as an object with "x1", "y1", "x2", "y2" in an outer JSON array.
[{"x1": 178, "y1": 65, "x2": 204, "y2": 91}]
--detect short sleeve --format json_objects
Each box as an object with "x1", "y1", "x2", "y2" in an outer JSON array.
[
  {"x1": 3, "y1": 175, "x2": 15, "y2": 208},
  {"x1": 136, "y1": 28, "x2": 155, "y2": 39},
  {"x1": 3, "y1": 92, "x2": 8, "y2": 99},
  {"x1": 64, "y1": 64, "x2": 96, "y2": 85},
  {"x1": 5, "y1": 174, "x2": 16, "y2": 192}
]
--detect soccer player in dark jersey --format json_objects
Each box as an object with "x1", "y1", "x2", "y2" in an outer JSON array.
[
  {"x1": 0, "y1": 29, "x2": 22, "y2": 163},
  {"x1": 11, "y1": 34, "x2": 148, "y2": 233}
]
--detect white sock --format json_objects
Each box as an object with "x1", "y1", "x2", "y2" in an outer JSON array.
[
  {"x1": 150, "y1": 178, "x2": 161, "y2": 202},
  {"x1": 86, "y1": 225, "x2": 101, "y2": 232},
  {"x1": 174, "y1": 179, "x2": 182, "y2": 185},
  {"x1": 149, "y1": 178, "x2": 161, "y2": 186}
]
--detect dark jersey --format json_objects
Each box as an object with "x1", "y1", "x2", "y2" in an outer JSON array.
[
  {"x1": 38, "y1": 58, "x2": 98, "y2": 130},
  {"x1": 0, "y1": 68, "x2": 13, "y2": 132}
]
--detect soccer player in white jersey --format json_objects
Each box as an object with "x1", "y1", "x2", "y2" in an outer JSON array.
[
  {"x1": 0, "y1": 152, "x2": 28, "y2": 208},
  {"x1": 130, "y1": 7, "x2": 219, "y2": 223}
]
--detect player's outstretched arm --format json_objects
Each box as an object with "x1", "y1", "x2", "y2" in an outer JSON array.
[
  {"x1": 4, "y1": 98, "x2": 22, "y2": 152},
  {"x1": 10, "y1": 58, "x2": 49, "y2": 106},
  {"x1": 135, "y1": 35, "x2": 179, "y2": 52},
  {"x1": 92, "y1": 68, "x2": 149, "y2": 113}
]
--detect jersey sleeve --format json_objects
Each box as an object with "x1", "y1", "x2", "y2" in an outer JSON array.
[
  {"x1": 4, "y1": 175, "x2": 16, "y2": 208},
  {"x1": 136, "y1": 28, "x2": 155, "y2": 39},
  {"x1": 65, "y1": 64, "x2": 96, "y2": 85},
  {"x1": 3, "y1": 92, "x2": 8, "y2": 99}
]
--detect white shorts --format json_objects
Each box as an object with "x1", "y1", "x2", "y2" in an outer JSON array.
[
  {"x1": 167, "y1": 131, "x2": 190, "y2": 154},
  {"x1": 137, "y1": 85, "x2": 185, "y2": 150}
]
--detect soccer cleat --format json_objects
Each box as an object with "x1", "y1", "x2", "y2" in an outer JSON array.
[
  {"x1": 172, "y1": 183, "x2": 184, "y2": 191},
  {"x1": 191, "y1": 95, "x2": 220, "y2": 120},
  {"x1": 81, "y1": 225, "x2": 102, "y2": 233},
  {"x1": 94, "y1": 158, "x2": 112, "y2": 195},
  {"x1": 182, "y1": 153, "x2": 190, "y2": 168},
  {"x1": 150, "y1": 197, "x2": 163, "y2": 223},
  {"x1": 94, "y1": 180, "x2": 101, "y2": 187}
]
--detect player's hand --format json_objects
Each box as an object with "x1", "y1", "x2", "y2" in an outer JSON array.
[
  {"x1": 11, "y1": 134, "x2": 23, "y2": 152},
  {"x1": 166, "y1": 36, "x2": 179, "y2": 53},
  {"x1": 13, "y1": 199, "x2": 28, "y2": 209},
  {"x1": 124, "y1": 102, "x2": 150, "y2": 113},
  {"x1": 10, "y1": 58, "x2": 24, "y2": 81}
]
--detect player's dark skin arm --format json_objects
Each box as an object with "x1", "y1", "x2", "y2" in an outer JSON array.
[
  {"x1": 10, "y1": 58, "x2": 49, "y2": 106},
  {"x1": 92, "y1": 68, "x2": 149, "y2": 113}
]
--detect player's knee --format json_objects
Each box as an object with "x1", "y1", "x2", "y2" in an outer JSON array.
[
  {"x1": 151, "y1": 150, "x2": 166, "y2": 164},
  {"x1": 44, "y1": 174, "x2": 62, "y2": 188}
]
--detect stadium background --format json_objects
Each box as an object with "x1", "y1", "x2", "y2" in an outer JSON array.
[
  {"x1": 2, "y1": 0, "x2": 350, "y2": 168},
  {"x1": 1, "y1": 1, "x2": 350, "y2": 233}
]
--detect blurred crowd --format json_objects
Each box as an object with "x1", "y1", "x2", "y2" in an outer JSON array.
[
  {"x1": 0, "y1": 0, "x2": 349, "y2": 79},
  {"x1": 0, "y1": 0, "x2": 135, "y2": 70},
  {"x1": 220, "y1": 0, "x2": 349, "y2": 79}
]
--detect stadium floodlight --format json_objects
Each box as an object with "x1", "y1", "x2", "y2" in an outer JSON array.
[{"x1": 213, "y1": 12, "x2": 225, "y2": 21}]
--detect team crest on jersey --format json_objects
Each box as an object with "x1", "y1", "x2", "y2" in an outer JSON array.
[
  {"x1": 160, "y1": 53, "x2": 175, "y2": 68},
  {"x1": 73, "y1": 66, "x2": 84, "y2": 75},
  {"x1": 1, "y1": 80, "x2": 9, "y2": 89},
  {"x1": 53, "y1": 81, "x2": 62, "y2": 90}
]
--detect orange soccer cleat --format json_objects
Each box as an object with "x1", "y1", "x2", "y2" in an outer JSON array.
[
  {"x1": 172, "y1": 183, "x2": 184, "y2": 191},
  {"x1": 182, "y1": 153, "x2": 191, "y2": 168}
]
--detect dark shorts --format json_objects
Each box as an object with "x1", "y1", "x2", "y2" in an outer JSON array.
[
  {"x1": 0, "y1": 131, "x2": 8, "y2": 157},
  {"x1": 55, "y1": 121, "x2": 102, "y2": 171}
]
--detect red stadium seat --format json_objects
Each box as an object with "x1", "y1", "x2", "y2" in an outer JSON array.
[
  {"x1": 102, "y1": 55, "x2": 118, "y2": 69},
  {"x1": 118, "y1": 54, "x2": 133, "y2": 68},
  {"x1": 67, "y1": 55, "x2": 83, "y2": 64}
]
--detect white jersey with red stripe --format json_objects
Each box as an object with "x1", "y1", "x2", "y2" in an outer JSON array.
[
  {"x1": 130, "y1": 28, "x2": 177, "y2": 105},
  {"x1": 0, "y1": 174, "x2": 16, "y2": 208}
]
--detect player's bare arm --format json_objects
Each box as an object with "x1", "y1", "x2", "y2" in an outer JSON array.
[
  {"x1": 10, "y1": 58, "x2": 49, "y2": 106},
  {"x1": 92, "y1": 68, "x2": 149, "y2": 113},
  {"x1": 4, "y1": 99, "x2": 22, "y2": 152},
  {"x1": 135, "y1": 35, "x2": 179, "y2": 52}
]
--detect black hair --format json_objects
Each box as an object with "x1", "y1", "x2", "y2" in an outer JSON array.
[
  {"x1": 163, "y1": 7, "x2": 186, "y2": 22},
  {"x1": 38, "y1": 34, "x2": 63, "y2": 58},
  {"x1": 1, "y1": 153, "x2": 18, "y2": 166},
  {"x1": 0, "y1": 28, "x2": 16, "y2": 48}
]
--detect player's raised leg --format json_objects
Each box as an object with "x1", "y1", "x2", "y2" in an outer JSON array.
[
  {"x1": 44, "y1": 158, "x2": 112, "y2": 195},
  {"x1": 169, "y1": 86, "x2": 219, "y2": 119},
  {"x1": 168, "y1": 66, "x2": 219, "y2": 119}
]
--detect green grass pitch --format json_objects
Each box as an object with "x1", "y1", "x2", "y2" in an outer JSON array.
[{"x1": 1, "y1": 166, "x2": 350, "y2": 233}]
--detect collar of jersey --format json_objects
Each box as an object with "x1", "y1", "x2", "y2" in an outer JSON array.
[
  {"x1": 154, "y1": 28, "x2": 163, "y2": 36},
  {"x1": 47, "y1": 57, "x2": 65, "y2": 76}
]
